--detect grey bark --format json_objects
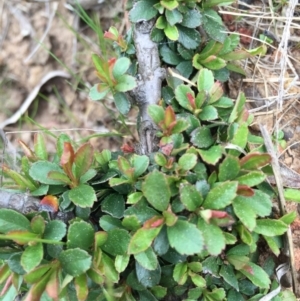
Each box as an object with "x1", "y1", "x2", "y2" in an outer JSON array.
[
  {"x1": 130, "y1": 19, "x2": 165, "y2": 155},
  {"x1": 0, "y1": 189, "x2": 40, "y2": 213}
]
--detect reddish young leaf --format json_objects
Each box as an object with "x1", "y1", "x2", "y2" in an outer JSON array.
[
  {"x1": 164, "y1": 106, "x2": 176, "y2": 128},
  {"x1": 75, "y1": 273, "x2": 88, "y2": 301},
  {"x1": 0, "y1": 264, "x2": 11, "y2": 284},
  {"x1": 45, "y1": 269, "x2": 59, "y2": 301},
  {"x1": 237, "y1": 185, "x2": 254, "y2": 196},
  {"x1": 39, "y1": 195, "x2": 59, "y2": 213},
  {"x1": 60, "y1": 142, "x2": 75, "y2": 181},
  {"x1": 0, "y1": 274, "x2": 12, "y2": 297},
  {"x1": 18, "y1": 140, "x2": 37, "y2": 161},
  {"x1": 143, "y1": 216, "x2": 165, "y2": 229},
  {"x1": 240, "y1": 153, "x2": 271, "y2": 170},
  {"x1": 121, "y1": 143, "x2": 135, "y2": 153},
  {"x1": 187, "y1": 93, "x2": 196, "y2": 110}
]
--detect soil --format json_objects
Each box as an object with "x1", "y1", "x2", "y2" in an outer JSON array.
[{"x1": 1, "y1": 0, "x2": 300, "y2": 297}]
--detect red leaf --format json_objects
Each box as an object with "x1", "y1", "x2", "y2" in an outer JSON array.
[
  {"x1": 237, "y1": 185, "x2": 254, "y2": 196},
  {"x1": 60, "y1": 142, "x2": 75, "y2": 180},
  {"x1": 210, "y1": 210, "x2": 229, "y2": 219},
  {"x1": 187, "y1": 93, "x2": 196, "y2": 109},
  {"x1": 121, "y1": 143, "x2": 135, "y2": 153},
  {"x1": 143, "y1": 216, "x2": 165, "y2": 229},
  {"x1": 164, "y1": 106, "x2": 176, "y2": 128},
  {"x1": 0, "y1": 274, "x2": 12, "y2": 296},
  {"x1": 39, "y1": 195, "x2": 59, "y2": 213}
]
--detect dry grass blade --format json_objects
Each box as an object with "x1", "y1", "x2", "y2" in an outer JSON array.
[{"x1": 260, "y1": 124, "x2": 299, "y2": 297}]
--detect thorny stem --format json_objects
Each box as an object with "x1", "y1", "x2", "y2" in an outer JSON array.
[{"x1": 130, "y1": 19, "x2": 165, "y2": 155}]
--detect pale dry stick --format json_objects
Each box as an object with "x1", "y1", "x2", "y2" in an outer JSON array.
[
  {"x1": 259, "y1": 124, "x2": 299, "y2": 297},
  {"x1": 0, "y1": 1, "x2": 10, "y2": 50},
  {"x1": 276, "y1": 0, "x2": 298, "y2": 110},
  {"x1": 24, "y1": 2, "x2": 58, "y2": 63},
  {"x1": 0, "y1": 71, "x2": 70, "y2": 129},
  {"x1": 8, "y1": 4, "x2": 33, "y2": 37}
]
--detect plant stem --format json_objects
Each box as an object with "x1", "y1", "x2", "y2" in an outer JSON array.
[{"x1": 130, "y1": 19, "x2": 165, "y2": 154}]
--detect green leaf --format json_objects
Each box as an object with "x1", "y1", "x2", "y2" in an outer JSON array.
[
  {"x1": 203, "y1": 288, "x2": 226, "y2": 301},
  {"x1": 191, "y1": 127, "x2": 214, "y2": 149},
  {"x1": 128, "y1": 227, "x2": 162, "y2": 254},
  {"x1": 232, "y1": 196, "x2": 256, "y2": 231},
  {"x1": 127, "y1": 192, "x2": 144, "y2": 205},
  {"x1": 74, "y1": 143, "x2": 94, "y2": 179},
  {"x1": 219, "y1": 264, "x2": 239, "y2": 291},
  {"x1": 167, "y1": 220, "x2": 203, "y2": 255},
  {"x1": 160, "y1": 45, "x2": 182, "y2": 65},
  {"x1": 240, "y1": 153, "x2": 271, "y2": 170},
  {"x1": 34, "y1": 133, "x2": 48, "y2": 160},
  {"x1": 161, "y1": 0, "x2": 178, "y2": 10},
  {"x1": 47, "y1": 171, "x2": 71, "y2": 185},
  {"x1": 136, "y1": 261, "x2": 161, "y2": 288},
  {"x1": 102, "y1": 228, "x2": 131, "y2": 256},
  {"x1": 198, "y1": 68, "x2": 214, "y2": 91},
  {"x1": 240, "y1": 262, "x2": 271, "y2": 289},
  {"x1": 24, "y1": 264, "x2": 52, "y2": 284},
  {"x1": 181, "y1": 9, "x2": 202, "y2": 28},
  {"x1": 165, "y1": 9, "x2": 182, "y2": 26},
  {"x1": 99, "y1": 215, "x2": 124, "y2": 231},
  {"x1": 254, "y1": 219, "x2": 288, "y2": 236},
  {"x1": 178, "y1": 153, "x2": 197, "y2": 171},
  {"x1": 134, "y1": 247, "x2": 158, "y2": 270},
  {"x1": 115, "y1": 74, "x2": 137, "y2": 92},
  {"x1": 21, "y1": 243, "x2": 43, "y2": 272},
  {"x1": 31, "y1": 215, "x2": 46, "y2": 235},
  {"x1": 131, "y1": 154, "x2": 149, "y2": 178},
  {"x1": 236, "y1": 171, "x2": 266, "y2": 187},
  {"x1": 199, "y1": 105, "x2": 218, "y2": 121},
  {"x1": 173, "y1": 262, "x2": 188, "y2": 285},
  {"x1": 89, "y1": 84, "x2": 109, "y2": 101},
  {"x1": 113, "y1": 92, "x2": 131, "y2": 115},
  {"x1": 175, "y1": 84, "x2": 194, "y2": 111},
  {"x1": 180, "y1": 183, "x2": 203, "y2": 211},
  {"x1": 43, "y1": 220, "x2": 66, "y2": 241},
  {"x1": 190, "y1": 273, "x2": 206, "y2": 288},
  {"x1": 29, "y1": 161, "x2": 65, "y2": 185},
  {"x1": 148, "y1": 104, "x2": 165, "y2": 124},
  {"x1": 112, "y1": 57, "x2": 130, "y2": 79},
  {"x1": 202, "y1": 11, "x2": 226, "y2": 43},
  {"x1": 80, "y1": 169, "x2": 97, "y2": 183},
  {"x1": 197, "y1": 219, "x2": 225, "y2": 256},
  {"x1": 280, "y1": 211, "x2": 297, "y2": 225},
  {"x1": 59, "y1": 248, "x2": 92, "y2": 277},
  {"x1": 0, "y1": 209, "x2": 30, "y2": 233},
  {"x1": 115, "y1": 254, "x2": 130, "y2": 273},
  {"x1": 202, "y1": 181, "x2": 237, "y2": 209},
  {"x1": 101, "y1": 193, "x2": 125, "y2": 218},
  {"x1": 102, "y1": 253, "x2": 119, "y2": 283},
  {"x1": 129, "y1": 0, "x2": 158, "y2": 22},
  {"x1": 69, "y1": 184, "x2": 96, "y2": 208},
  {"x1": 164, "y1": 24, "x2": 179, "y2": 41},
  {"x1": 263, "y1": 235, "x2": 281, "y2": 256},
  {"x1": 245, "y1": 190, "x2": 272, "y2": 217},
  {"x1": 142, "y1": 170, "x2": 171, "y2": 211},
  {"x1": 284, "y1": 188, "x2": 300, "y2": 202},
  {"x1": 177, "y1": 25, "x2": 201, "y2": 49},
  {"x1": 74, "y1": 273, "x2": 88, "y2": 301},
  {"x1": 218, "y1": 155, "x2": 240, "y2": 181},
  {"x1": 67, "y1": 220, "x2": 94, "y2": 250},
  {"x1": 229, "y1": 123, "x2": 249, "y2": 156},
  {"x1": 198, "y1": 145, "x2": 223, "y2": 165}
]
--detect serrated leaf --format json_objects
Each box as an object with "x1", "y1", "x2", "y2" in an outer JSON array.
[
  {"x1": 202, "y1": 181, "x2": 238, "y2": 209},
  {"x1": 219, "y1": 264, "x2": 239, "y2": 290},
  {"x1": 198, "y1": 68, "x2": 214, "y2": 91},
  {"x1": 148, "y1": 104, "x2": 165, "y2": 124},
  {"x1": 102, "y1": 228, "x2": 131, "y2": 256},
  {"x1": 142, "y1": 170, "x2": 171, "y2": 211},
  {"x1": 175, "y1": 84, "x2": 194, "y2": 111},
  {"x1": 218, "y1": 155, "x2": 240, "y2": 182},
  {"x1": 0, "y1": 209, "x2": 30, "y2": 233},
  {"x1": 173, "y1": 262, "x2": 188, "y2": 285},
  {"x1": 240, "y1": 262, "x2": 271, "y2": 289},
  {"x1": 178, "y1": 153, "x2": 197, "y2": 171},
  {"x1": 165, "y1": 9, "x2": 182, "y2": 26},
  {"x1": 21, "y1": 243, "x2": 43, "y2": 272},
  {"x1": 129, "y1": 0, "x2": 158, "y2": 22},
  {"x1": 59, "y1": 248, "x2": 92, "y2": 277},
  {"x1": 191, "y1": 127, "x2": 214, "y2": 149},
  {"x1": 101, "y1": 193, "x2": 125, "y2": 218},
  {"x1": 68, "y1": 184, "x2": 96, "y2": 208},
  {"x1": 128, "y1": 226, "x2": 162, "y2": 254},
  {"x1": 43, "y1": 220, "x2": 66, "y2": 241},
  {"x1": 29, "y1": 161, "x2": 65, "y2": 185},
  {"x1": 167, "y1": 220, "x2": 203, "y2": 255},
  {"x1": 232, "y1": 196, "x2": 256, "y2": 231},
  {"x1": 180, "y1": 183, "x2": 203, "y2": 211},
  {"x1": 203, "y1": 12, "x2": 226, "y2": 43},
  {"x1": 67, "y1": 220, "x2": 94, "y2": 250},
  {"x1": 254, "y1": 219, "x2": 287, "y2": 236},
  {"x1": 199, "y1": 105, "x2": 218, "y2": 121},
  {"x1": 160, "y1": 45, "x2": 182, "y2": 65},
  {"x1": 197, "y1": 219, "x2": 225, "y2": 256},
  {"x1": 181, "y1": 9, "x2": 202, "y2": 28},
  {"x1": 134, "y1": 247, "x2": 158, "y2": 270},
  {"x1": 198, "y1": 145, "x2": 223, "y2": 165},
  {"x1": 236, "y1": 171, "x2": 266, "y2": 187},
  {"x1": 177, "y1": 25, "x2": 201, "y2": 49}
]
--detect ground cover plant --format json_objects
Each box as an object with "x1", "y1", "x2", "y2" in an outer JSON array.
[{"x1": 0, "y1": 0, "x2": 298, "y2": 300}]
